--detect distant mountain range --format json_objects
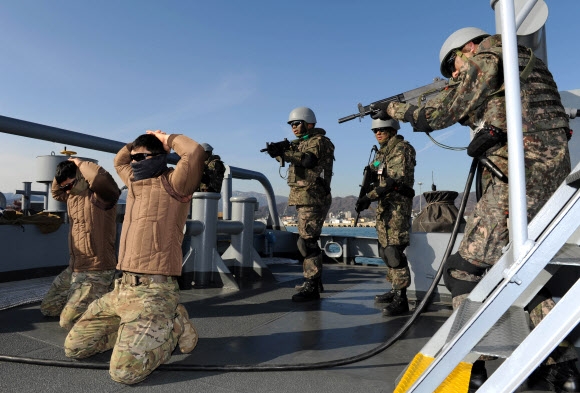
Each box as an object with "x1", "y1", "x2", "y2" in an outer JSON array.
[
  {"x1": 1, "y1": 189, "x2": 477, "y2": 219},
  {"x1": 253, "y1": 190, "x2": 477, "y2": 220}
]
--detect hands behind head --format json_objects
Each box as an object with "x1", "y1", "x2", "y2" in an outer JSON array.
[
  {"x1": 68, "y1": 157, "x2": 82, "y2": 166},
  {"x1": 146, "y1": 130, "x2": 171, "y2": 152}
]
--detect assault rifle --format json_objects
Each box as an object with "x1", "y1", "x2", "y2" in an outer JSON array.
[
  {"x1": 338, "y1": 77, "x2": 449, "y2": 124},
  {"x1": 354, "y1": 145, "x2": 378, "y2": 227},
  {"x1": 260, "y1": 138, "x2": 291, "y2": 166}
]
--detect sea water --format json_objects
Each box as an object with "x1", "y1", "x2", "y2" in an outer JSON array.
[
  {"x1": 285, "y1": 226, "x2": 384, "y2": 265},
  {"x1": 285, "y1": 226, "x2": 378, "y2": 238}
]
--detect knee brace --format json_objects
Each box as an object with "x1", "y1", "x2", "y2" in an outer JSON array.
[
  {"x1": 297, "y1": 237, "x2": 320, "y2": 258},
  {"x1": 379, "y1": 245, "x2": 408, "y2": 268},
  {"x1": 443, "y1": 253, "x2": 487, "y2": 298}
]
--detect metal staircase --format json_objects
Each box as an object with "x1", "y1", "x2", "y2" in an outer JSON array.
[{"x1": 396, "y1": 165, "x2": 580, "y2": 392}]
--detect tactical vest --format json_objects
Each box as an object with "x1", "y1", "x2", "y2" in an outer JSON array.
[
  {"x1": 372, "y1": 135, "x2": 415, "y2": 198},
  {"x1": 475, "y1": 35, "x2": 569, "y2": 133},
  {"x1": 287, "y1": 130, "x2": 334, "y2": 194}
]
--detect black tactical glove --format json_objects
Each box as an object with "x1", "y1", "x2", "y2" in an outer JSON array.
[
  {"x1": 266, "y1": 144, "x2": 284, "y2": 158},
  {"x1": 369, "y1": 102, "x2": 391, "y2": 121},
  {"x1": 266, "y1": 139, "x2": 291, "y2": 158},
  {"x1": 355, "y1": 195, "x2": 371, "y2": 213},
  {"x1": 370, "y1": 110, "x2": 391, "y2": 121}
]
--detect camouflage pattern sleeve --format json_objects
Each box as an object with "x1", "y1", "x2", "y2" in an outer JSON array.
[
  {"x1": 207, "y1": 157, "x2": 225, "y2": 193},
  {"x1": 387, "y1": 53, "x2": 502, "y2": 131}
]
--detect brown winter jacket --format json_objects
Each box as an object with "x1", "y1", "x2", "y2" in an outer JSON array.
[
  {"x1": 114, "y1": 134, "x2": 205, "y2": 276},
  {"x1": 52, "y1": 161, "x2": 120, "y2": 272}
]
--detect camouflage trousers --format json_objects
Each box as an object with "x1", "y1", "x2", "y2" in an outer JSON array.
[
  {"x1": 297, "y1": 204, "x2": 329, "y2": 279},
  {"x1": 40, "y1": 267, "x2": 115, "y2": 330},
  {"x1": 385, "y1": 266, "x2": 410, "y2": 291},
  {"x1": 64, "y1": 275, "x2": 184, "y2": 384}
]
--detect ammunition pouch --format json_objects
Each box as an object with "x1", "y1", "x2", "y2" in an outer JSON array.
[
  {"x1": 393, "y1": 183, "x2": 415, "y2": 199},
  {"x1": 467, "y1": 125, "x2": 507, "y2": 158}
]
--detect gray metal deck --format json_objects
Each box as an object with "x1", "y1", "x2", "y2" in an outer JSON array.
[{"x1": 0, "y1": 262, "x2": 456, "y2": 393}]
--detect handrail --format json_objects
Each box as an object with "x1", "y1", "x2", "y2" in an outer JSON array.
[{"x1": 0, "y1": 114, "x2": 282, "y2": 229}]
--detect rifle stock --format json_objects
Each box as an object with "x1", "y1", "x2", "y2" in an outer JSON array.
[{"x1": 338, "y1": 77, "x2": 449, "y2": 124}]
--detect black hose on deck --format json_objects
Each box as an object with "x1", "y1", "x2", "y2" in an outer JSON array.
[{"x1": 0, "y1": 159, "x2": 479, "y2": 372}]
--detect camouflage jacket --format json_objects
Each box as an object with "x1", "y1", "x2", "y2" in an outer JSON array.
[
  {"x1": 366, "y1": 135, "x2": 416, "y2": 205},
  {"x1": 283, "y1": 128, "x2": 335, "y2": 206},
  {"x1": 197, "y1": 154, "x2": 225, "y2": 193},
  {"x1": 388, "y1": 34, "x2": 569, "y2": 135}
]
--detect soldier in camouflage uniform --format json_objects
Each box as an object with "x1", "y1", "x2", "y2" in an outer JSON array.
[
  {"x1": 266, "y1": 107, "x2": 334, "y2": 302},
  {"x1": 65, "y1": 131, "x2": 205, "y2": 385},
  {"x1": 357, "y1": 119, "x2": 416, "y2": 316},
  {"x1": 41, "y1": 158, "x2": 119, "y2": 330},
  {"x1": 378, "y1": 27, "x2": 578, "y2": 392},
  {"x1": 197, "y1": 143, "x2": 226, "y2": 193}
]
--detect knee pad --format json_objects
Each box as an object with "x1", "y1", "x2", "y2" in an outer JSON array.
[
  {"x1": 379, "y1": 245, "x2": 408, "y2": 268},
  {"x1": 443, "y1": 253, "x2": 487, "y2": 298},
  {"x1": 297, "y1": 237, "x2": 320, "y2": 258}
]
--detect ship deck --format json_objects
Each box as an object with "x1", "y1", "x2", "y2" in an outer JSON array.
[{"x1": 0, "y1": 260, "x2": 515, "y2": 393}]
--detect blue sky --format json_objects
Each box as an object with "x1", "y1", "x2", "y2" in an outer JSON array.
[{"x1": 0, "y1": 1, "x2": 578, "y2": 199}]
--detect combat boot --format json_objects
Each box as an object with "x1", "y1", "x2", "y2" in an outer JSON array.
[
  {"x1": 375, "y1": 289, "x2": 396, "y2": 304},
  {"x1": 295, "y1": 279, "x2": 324, "y2": 292},
  {"x1": 468, "y1": 360, "x2": 488, "y2": 393},
  {"x1": 526, "y1": 360, "x2": 580, "y2": 392},
  {"x1": 292, "y1": 278, "x2": 321, "y2": 302},
  {"x1": 174, "y1": 304, "x2": 199, "y2": 354},
  {"x1": 382, "y1": 289, "x2": 409, "y2": 316}
]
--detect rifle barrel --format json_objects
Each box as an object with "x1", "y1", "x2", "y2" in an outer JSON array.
[{"x1": 338, "y1": 113, "x2": 360, "y2": 124}]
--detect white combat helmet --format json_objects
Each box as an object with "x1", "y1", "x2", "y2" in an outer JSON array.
[
  {"x1": 371, "y1": 118, "x2": 400, "y2": 131},
  {"x1": 439, "y1": 27, "x2": 490, "y2": 78},
  {"x1": 288, "y1": 107, "x2": 317, "y2": 124}
]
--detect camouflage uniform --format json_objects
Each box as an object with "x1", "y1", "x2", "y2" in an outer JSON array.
[
  {"x1": 197, "y1": 154, "x2": 225, "y2": 193},
  {"x1": 283, "y1": 128, "x2": 334, "y2": 279},
  {"x1": 64, "y1": 276, "x2": 181, "y2": 384},
  {"x1": 41, "y1": 267, "x2": 116, "y2": 330},
  {"x1": 388, "y1": 34, "x2": 574, "y2": 363},
  {"x1": 366, "y1": 135, "x2": 416, "y2": 290}
]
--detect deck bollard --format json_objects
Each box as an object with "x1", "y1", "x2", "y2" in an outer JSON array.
[
  {"x1": 182, "y1": 192, "x2": 237, "y2": 289},
  {"x1": 221, "y1": 197, "x2": 275, "y2": 282}
]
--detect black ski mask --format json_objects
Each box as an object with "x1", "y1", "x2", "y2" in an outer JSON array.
[{"x1": 131, "y1": 154, "x2": 168, "y2": 181}]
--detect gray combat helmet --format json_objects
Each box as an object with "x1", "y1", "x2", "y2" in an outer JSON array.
[
  {"x1": 371, "y1": 118, "x2": 400, "y2": 131},
  {"x1": 439, "y1": 27, "x2": 490, "y2": 78},
  {"x1": 201, "y1": 143, "x2": 213, "y2": 153},
  {"x1": 288, "y1": 107, "x2": 317, "y2": 125}
]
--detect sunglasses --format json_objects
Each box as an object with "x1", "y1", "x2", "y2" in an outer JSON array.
[
  {"x1": 445, "y1": 50, "x2": 461, "y2": 76},
  {"x1": 290, "y1": 121, "x2": 302, "y2": 128},
  {"x1": 59, "y1": 179, "x2": 77, "y2": 191},
  {"x1": 130, "y1": 152, "x2": 162, "y2": 162},
  {"x1": 372, "y1": 128, "x2": 391, "y2": 134}
]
